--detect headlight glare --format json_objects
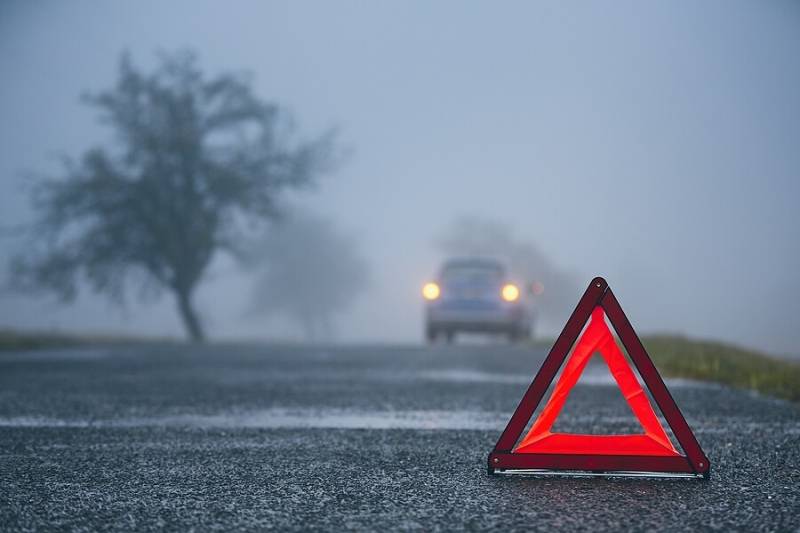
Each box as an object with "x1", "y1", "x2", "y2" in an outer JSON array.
[
  {"x1": 422, "y1": 282, "x2": 441, "y2": 300},
  {"x1": 501, "y1": 283, "x2": 520, "y2": 302}
]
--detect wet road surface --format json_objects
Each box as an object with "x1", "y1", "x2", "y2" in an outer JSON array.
[{"x1": 0, "y1": 343, "x2": 798, "y2": 531}]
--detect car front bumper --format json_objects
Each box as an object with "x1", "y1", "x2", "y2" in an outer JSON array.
[{"x1": 426, "y1": 305, "x2": 526, "y2": 332}]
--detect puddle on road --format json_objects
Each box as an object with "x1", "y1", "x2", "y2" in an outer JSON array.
[
  {"x1": 419, "y1": 368, "x2": 713, "y2": 388},
  {"x1": 0, "y1": 409, "x2": 506, "y2": 430},
  {"x1": 419, "y1": 370, "x2": 529, "y2": 384},
  {"x1": 154, "y1": 409, "x2": 506, "y2": 430},
  {"x1": 0, "y1": 416, "x2": 96, "y2": 428},
  {"x1": 1, "y1": 408, "x2": 795, "y2": 436}
]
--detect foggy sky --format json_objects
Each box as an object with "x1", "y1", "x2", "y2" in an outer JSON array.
[{"x1": 1, "y1": 1, "x2": 798, "y2": 356}]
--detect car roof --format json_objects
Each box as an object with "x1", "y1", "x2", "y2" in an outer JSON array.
[{"x1": 442, "y1": 257, "x2": 506, "y2": 270}]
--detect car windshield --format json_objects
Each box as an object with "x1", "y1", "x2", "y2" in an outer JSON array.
[{"x1": 441, "y1": 263, "x2": 504, "y2": 283}]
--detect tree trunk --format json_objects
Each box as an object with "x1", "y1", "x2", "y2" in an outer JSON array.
[{"x1": 175, "y1": 289, "x2": 205, "y2": 342}]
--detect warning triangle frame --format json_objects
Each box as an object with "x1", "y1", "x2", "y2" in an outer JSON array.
[{"x1": 488, "y1": 277, "x2": 710, "y2": 479}]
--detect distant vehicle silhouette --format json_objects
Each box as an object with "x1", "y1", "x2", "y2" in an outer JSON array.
[{"x1": 422, "y1": 257, "x2": 535, "y2": 343}]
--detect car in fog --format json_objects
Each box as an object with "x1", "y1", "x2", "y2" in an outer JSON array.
[{"x1": 422, "y1": 257, "x2": 534, "y2": 343}]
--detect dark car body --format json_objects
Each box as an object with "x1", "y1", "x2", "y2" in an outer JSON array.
[{"x1": 423, "y1": 258, "x2": 533, "y2": 343}]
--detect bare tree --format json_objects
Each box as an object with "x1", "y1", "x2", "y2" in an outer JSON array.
[
  {"x1": 9, "y1": 51, "x2": 337, "y2": 341},
  {"x1": 246, "y1": 211, "x2": 368, "y2": 341}
]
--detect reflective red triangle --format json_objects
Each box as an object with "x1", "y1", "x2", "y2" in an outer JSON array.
[
  {"x1": 488, "y1": 277, "x2": 711, "y2": 478},
  {"x1": 514, "y1": 307, "x2": 678, "y2": 456}
]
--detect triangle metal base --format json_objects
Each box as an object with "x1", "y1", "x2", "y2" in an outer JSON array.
[{"x1": 492, "y1": 468, "x2": 708, "y2": 479}]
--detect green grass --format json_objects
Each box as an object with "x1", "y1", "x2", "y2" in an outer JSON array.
[
  {"x1": 642, "y1": 335, "x2": 800, "y2": 403},
  {"x1": 0, "y1": 330, "x2": 83, "y2": 351},
  {"x1": 0, "y1": 329, "x2": 176, "y2": 351}
]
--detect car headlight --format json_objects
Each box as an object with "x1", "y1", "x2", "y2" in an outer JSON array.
[
  {"x1": 422, "y1": 282, "x2": 441, "y2": 300},
  {"x1": 501, "y1": 283, "x2": 520, "y2": 302}
]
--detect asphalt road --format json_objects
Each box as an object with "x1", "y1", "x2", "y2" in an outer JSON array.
[{"x1": 0, "y1": 342, "x2": 798, "y2": 531}]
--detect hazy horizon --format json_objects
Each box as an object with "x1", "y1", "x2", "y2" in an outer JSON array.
[{"x1": 1, "y1": 1, "x2": 798, "y2": 358}]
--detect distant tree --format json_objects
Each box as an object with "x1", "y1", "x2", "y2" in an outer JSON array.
[
  {"x1": 10, "y1": 51, "x2": 337, "y2": 341},
  {"x1": 246, "y1": 211, "x2": 368, "y2": 341}
]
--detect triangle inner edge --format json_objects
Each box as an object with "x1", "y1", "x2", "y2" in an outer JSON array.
[{"x1": 513, "y1": 306, "x2": 679, "y2": 457}]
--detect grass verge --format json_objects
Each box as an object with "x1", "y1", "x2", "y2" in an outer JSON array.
[
  {"x1": 642, "y1": 335, "x2": 800, "y2": 403},
  {"x1": 0, "y1": 329, "x2": 176, "y2": 351}
]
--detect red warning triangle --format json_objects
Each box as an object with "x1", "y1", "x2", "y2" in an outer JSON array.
[
  {"x1": 488, "y1": 277, "x2": 710, "y2": 478},
  {"x1": 514, "y1": 307, "x2": 679, "y2": 457}
]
